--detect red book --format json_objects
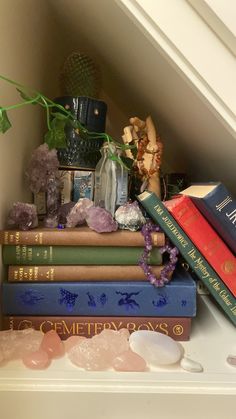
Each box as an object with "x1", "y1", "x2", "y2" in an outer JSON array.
[{"x1": 164, "y1": 195, "x2": 236, "y2": 297}]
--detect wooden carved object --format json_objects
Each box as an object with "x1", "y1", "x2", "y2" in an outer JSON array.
[{"x1": 122, "y1": 116, "x2": 163, "y2": 198}]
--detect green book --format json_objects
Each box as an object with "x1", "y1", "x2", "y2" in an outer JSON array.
[
  {"x1": 137, "y1": 190, "x2": 236, "y2": 326},
  {"x1": 2, "y1": 245, "x2": 162, "y2": 266}
]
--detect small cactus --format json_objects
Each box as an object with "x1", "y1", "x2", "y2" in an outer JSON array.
[{"x1": 59, "y1": 52, "x2": 101, "y2": 98}]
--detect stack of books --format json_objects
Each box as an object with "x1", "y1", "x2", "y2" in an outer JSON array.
[
  {"x1": 137, "y1": 182, "x2": 236, "y2": 326},
  {"x1": 0, "y1": 226, "x2": 197, "y2": 341}
]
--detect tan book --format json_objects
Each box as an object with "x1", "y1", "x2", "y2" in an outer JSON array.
[
  {"x1": 8, "y1": 264, "x2": 167, "y2": 282},
  {"x1": 0, "y1": 225, "x2": 165, "y2": 247}
]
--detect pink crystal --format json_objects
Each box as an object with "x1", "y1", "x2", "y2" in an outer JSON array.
[
  {"x1": 93, "y1": 329, "x2": 130, "y2": 358},
  {"x1": 22, "y1": 349, "x2": 51, "y2": 369},
  {"x1": 64, "y1": 336, "x2": 86, "y2": 352},
  {"x1": 86, "y1": 206, "x2": 118, "y2": 233},
  {"x1": 66, "y1": 198, "x2": 94, "y2": 227},
  {"x1": 112, "y1": 350, "x2": 147, "y2": 371},
  {"x1": 68, "y1": 329, "x2": 130, "y2": 371},
  {"x1": 0, "y1": 329, "x2": 43, "y2": 361},
  {"x1": 68, "y1": 338, "x2": 110, "y2": 371},
  {"x1": 40, "y1": 330, "x2": 65, "y2": 358}
]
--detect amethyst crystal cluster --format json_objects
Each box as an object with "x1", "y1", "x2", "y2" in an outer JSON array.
[
  {"x1": 26, "y1": 143, "x2": 60, "y2": 228},
  {"x1": 25, "y1": 143, "x2": 59, "y2": 194},
  {"x1": 7, "y1": 202, "x2": 38, "y2": 231}
]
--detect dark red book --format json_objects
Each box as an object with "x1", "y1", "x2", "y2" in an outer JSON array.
[{"x1": 3, "y1": 315, "x2": 192, "y2": 341}]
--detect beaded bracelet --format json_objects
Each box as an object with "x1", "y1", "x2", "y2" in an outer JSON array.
[{"x1": 138, "y1": 221, "x2": 179, "y2": 287}]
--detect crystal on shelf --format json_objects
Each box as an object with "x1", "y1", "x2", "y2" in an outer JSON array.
[
  {"x1": 129, "y1": 330, "x2": 182, "y2": 366},
  {"x1": 68, "y1": 329, "x2": 130, "y2": 370}
]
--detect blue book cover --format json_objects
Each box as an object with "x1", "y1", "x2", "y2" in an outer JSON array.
[
  {"x1": 181, "y1": 182, "x2": 236, "y2": 255},
  {"x1": 2, "y1": 268, "x2": 196, "y2": 317}
]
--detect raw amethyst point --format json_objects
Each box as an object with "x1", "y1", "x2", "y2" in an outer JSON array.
[{"x1": 86, "y1": 206, "x2": 118, "y2": 233}]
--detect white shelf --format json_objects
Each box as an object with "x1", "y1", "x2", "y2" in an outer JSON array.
[{"x1": 0, "y1": 296, "x2": 235, "y2": 419}]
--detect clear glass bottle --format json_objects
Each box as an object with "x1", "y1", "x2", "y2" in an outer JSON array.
[{"x1": 94, "y1": 143, "x2": 128, "y2": 215}]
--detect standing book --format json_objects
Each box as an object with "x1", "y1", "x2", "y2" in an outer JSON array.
[
  {"x1": 164, "y1": 195, "x2": 236, "y2": 296},
  {"x1": 180, "y1": 183, "x2": 236, "y2": 255},
  {"x1": 1, "y1": 267, "x2": 196, "y2": 317},
  {"x1": 137, "y1": 190, "x2": 236, "y2": 326}
]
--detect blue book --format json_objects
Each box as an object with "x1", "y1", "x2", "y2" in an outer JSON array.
[
  {"x1": 2, "y1": 268, "x2": 196, "y2": 317},
  {"x1": 180, "y1": 182, "x2": 236, "y2": 255}
]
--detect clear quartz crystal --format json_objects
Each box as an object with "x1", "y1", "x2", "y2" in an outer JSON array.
[{"x1": 94, "y1": 143, "x2": 128, "y2": 216}]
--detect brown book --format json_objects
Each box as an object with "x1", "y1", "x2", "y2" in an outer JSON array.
[
  {"x1": 8, "y1": 264, "x2": 167, "y2": 282},
  {"x1": 3, "y1": 315, "x2": 192, "y2": 341},
  {"x1": 0, "y1": 225, "x2": 165, "y2": 247}
]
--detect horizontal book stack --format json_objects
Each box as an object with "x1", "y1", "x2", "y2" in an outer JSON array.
[
  {"x1": 137, "y1": 182, "x2": 236, "y2": 326},
  {"x1": 0, "y1": 226, "x2": 197, "y2": 340}
]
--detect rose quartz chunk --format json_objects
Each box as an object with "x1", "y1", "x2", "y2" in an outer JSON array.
[
  {"x1": 68, "y1": 329, "x2": 130, "y2": 371},
  {"x1": 0, "y1": 329, "x2": 43, "y2": 361},
  {"x1": 112, "y1": 350, "x2": 147, "y2": 372},
  {"x1": 40, "y1": 330, "x2": 65, "y2": 358},
  {"x1": 22, "y1": 349, "x2": 51, "y2": 370},
  {"x1": 64, "y1": 336, "x2": 86, "y2": 352}
]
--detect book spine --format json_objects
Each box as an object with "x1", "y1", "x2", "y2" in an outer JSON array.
[
  {"x1": 59, "y1": 170, "x2": 74, "y2": 205},
  {"x1": 8, "y1": 264, "x2": 166, "y2": 282},
  {"x1": 73, "y1": 170, "x2": 94, "y2": 201},
  {"x1": 2, "y1": 245, "x2": 162, "y2": 266},
  {"x1": 1, "y1": 279, "x2": 196, "y2": 316},
  {"x1": 3, "y1": 315, "x2": 192, "y2": 341},
  {"x1": 193, "y1": 183, "x2": 236, "y2": 255},
  {"x1": 137, "y1": 191, "x2": 236, "y2": 326},
  {"x1": 0, "y1": 228, "x2": 165, "y2": 247},
  {"x1": 164, "y1": 196, "x2": 236, "y2": 296}
]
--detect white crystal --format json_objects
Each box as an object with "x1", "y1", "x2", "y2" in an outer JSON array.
[
  {"x1": 180, "y1": 356, "x2": 203, "y2": 372},
  {"x1": 129, "y1": 331, "x2": 182, "y2": 366}
]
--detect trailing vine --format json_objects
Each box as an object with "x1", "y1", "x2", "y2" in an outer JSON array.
[{"x1": 0, "y1": 74, "x2": 135, "y2": 169}]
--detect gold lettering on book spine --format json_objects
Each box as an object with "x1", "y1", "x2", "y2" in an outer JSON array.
[{"x1": 26, "y1": 320, "x2": 177, "y2": 336}]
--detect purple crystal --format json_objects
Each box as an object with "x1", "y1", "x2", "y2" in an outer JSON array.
[
  {"x1": 58, "y1": 202, "x2": 76, "y2": 225},
  {"x1": 86, "y1": 206, "x2": 118, "y2": 233},
  {"x1": 66, "y1": 198, "x2": 94, "y2": 228},
  {"x1": 44, "y1": 173, "x2": 61, "y2": 228},
  {"x1": 7, "y1": 202, "x2": 38, "y2": 230},
  {"x1": 25, "y1": 143, "x2": 59, "y2": 194}
]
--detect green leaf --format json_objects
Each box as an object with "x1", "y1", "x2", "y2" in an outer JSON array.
[
  {"x1": 51, "y1": 116, "x2": 66, "y2": 131},
  {"x1": 51, "y1": 112, "x2": 69, "y2": 121},
  {"x1": 0, "y1": 108, "x2": 11, "y2": 133},
  {"x1": 44, "y1": 128, "x2": 67, "y2": 149},
  {"x1": 16, "y1": 88, "x2": 38, "y2": 104}
]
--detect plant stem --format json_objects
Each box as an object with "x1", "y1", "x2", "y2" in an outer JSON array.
[
  {"x1": 40, "y1": 96, "x2": 51, "y2": 131},
  {"x1": 1, "y1": 94, "x2": 41, "y2": 111}
]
